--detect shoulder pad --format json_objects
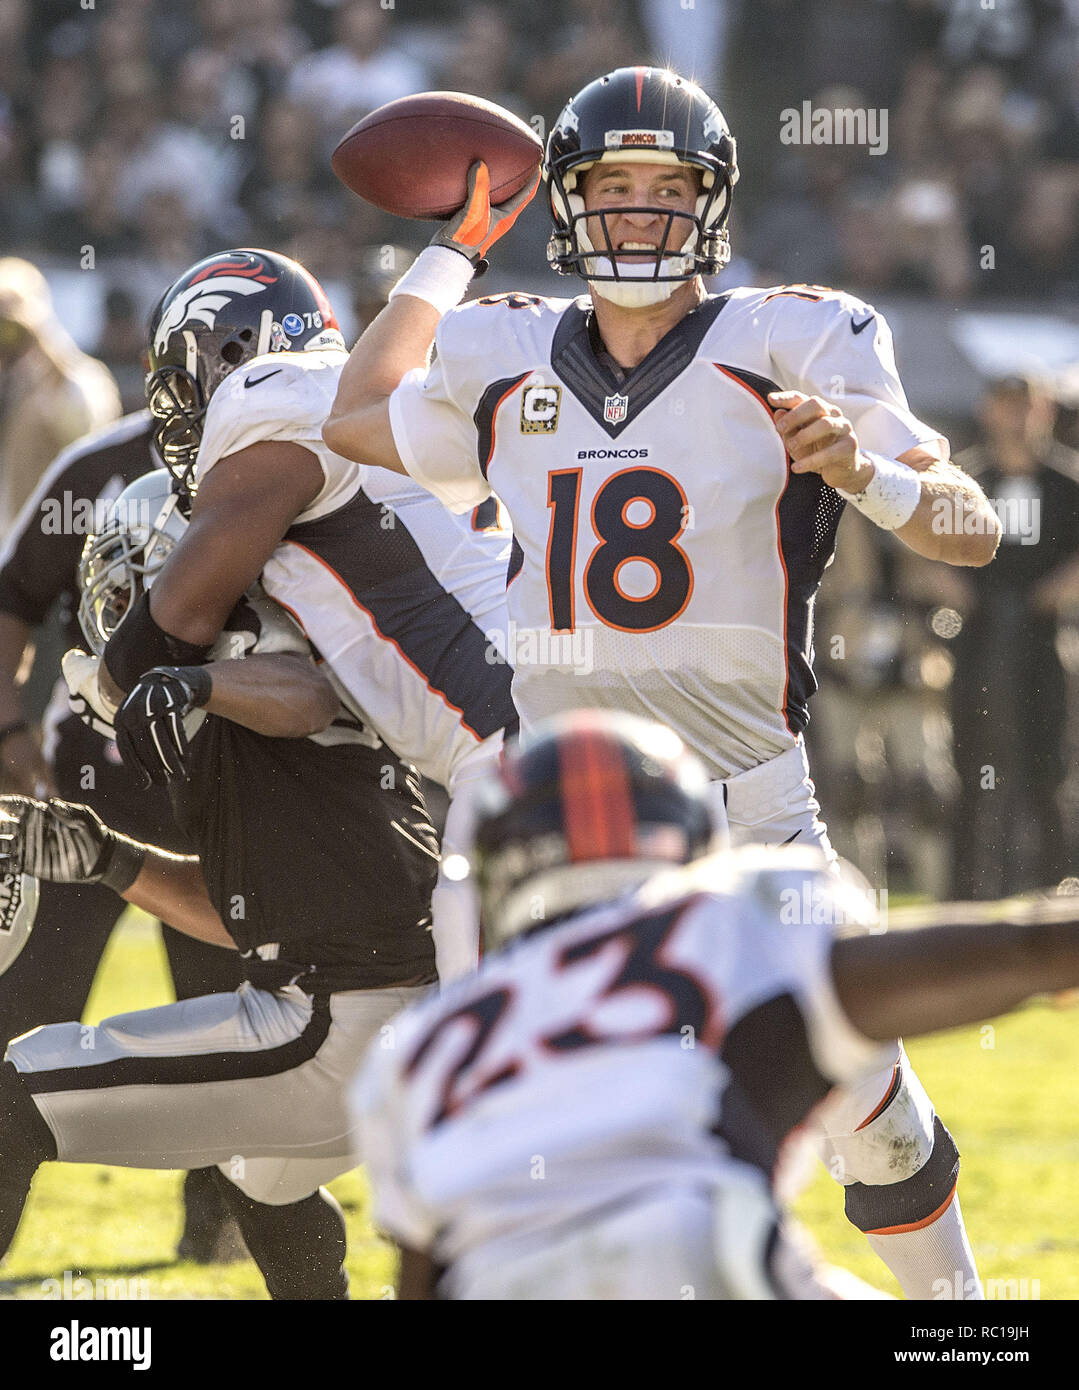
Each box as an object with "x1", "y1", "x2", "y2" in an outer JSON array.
[
  {"x1": 431, "y1": 293, "x2": 577, "y2": 411},
  {"x1": 197, "y1": 350, "x2": 347, "y2": 480},
  {"x1": 746, "y1": 282, "x2": 878, "y2": 326}
]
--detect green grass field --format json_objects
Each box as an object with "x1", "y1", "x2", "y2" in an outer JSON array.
[{"x1": 1, "y1": 910, "x2": 1076, "y2": 1301}]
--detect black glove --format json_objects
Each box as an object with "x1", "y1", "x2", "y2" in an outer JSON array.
[
  {"x1": 0, "y1": 795, "x2": 146, "y2": 893},
  {"x1": 113, "y1": 666, "x2": 213, "y2": 789}
]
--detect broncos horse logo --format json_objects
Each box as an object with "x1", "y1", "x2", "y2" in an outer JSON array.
[{"x1": 153, "y1": 257, "x2": 278, "y2": 357}]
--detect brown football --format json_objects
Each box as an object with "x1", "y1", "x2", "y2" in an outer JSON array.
[{"x1": 331, "y1": 91, "x2": 544, "y2": 220}]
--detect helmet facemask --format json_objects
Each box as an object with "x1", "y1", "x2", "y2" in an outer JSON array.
[
  {"x1": 77, "y1": 477, "x2": 186, "y2": 657},
  {"x1": 145, "y1": 364, "x2": 205, "y2": 501},
  {"x1": 145, "y1": 323, "x2": 261, "y2": 508},
  {"x1": 547, "y1": 151, "x2": 734, "y2": 308}
]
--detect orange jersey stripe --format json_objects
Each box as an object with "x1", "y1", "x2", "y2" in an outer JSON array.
[{"x1": 282, "y1": 540, "x2": 485, "y2": 742}]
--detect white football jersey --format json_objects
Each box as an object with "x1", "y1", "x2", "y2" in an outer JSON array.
[
  {"x1": 354, "y1": 847, "x2": 890, "y2": 1275},
  {"x1": 195, "y1": 348, "x2": 517, "y2": 790},
  {"x1": 390, "y1": 287, "x2": 943, "y2": 778}
]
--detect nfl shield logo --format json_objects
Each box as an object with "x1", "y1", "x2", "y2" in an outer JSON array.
[{"x1": 604, "y1": 393, "x2": 628, "y2": 424}]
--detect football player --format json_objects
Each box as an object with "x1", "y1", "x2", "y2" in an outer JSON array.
[
  {"x1": 354, "y1": 711, "x2": 1079, "y2": 1300},
  {"x1": 323, "y1": 67, "x2": 1001, "y2": 1297},
  {"x1": 87, "y1": 247, "x2": 518, "y2": 982},
  {"x1": 0, "y1": 468, "x2": 441, "y2": 1299},
  {"x1": 0, "y1": 412, "x2": 244, "y2": 1262}
]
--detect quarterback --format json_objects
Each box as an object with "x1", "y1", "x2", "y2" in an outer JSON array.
[{"x1": 324, "y1": 68, "x2": 1001, "y2": 1298}]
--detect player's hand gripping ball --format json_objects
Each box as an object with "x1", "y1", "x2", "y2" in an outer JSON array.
[{"x1": 428, "y1": 159, "x2": 541, "y2": 269}]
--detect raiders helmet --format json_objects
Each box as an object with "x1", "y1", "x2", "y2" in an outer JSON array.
[
  {"x1": 78, "y1": 468, "x2": 305, "y2": 662},
  {"x1": 78, "y1": 469, "x2": 187, "y2": 657},
  {"x1": 145, "y1": 248, "x2": 345, "y2": 501},
  {"x1": 544, "y1": 67, "x2": 738, "y2": 307},
  {"x1": 471, "y1": 710, "x2": 717, "y2": 950}
]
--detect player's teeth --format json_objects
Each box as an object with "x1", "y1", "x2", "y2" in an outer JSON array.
[{"x1": 619, "y1": 242, "x2": 657, "y2": 250}]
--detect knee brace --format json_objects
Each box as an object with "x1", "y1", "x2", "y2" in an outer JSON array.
[
  {"x1": 824, "y1": 1060, "x2": 960, "y2": 1234},
  {"x1": 210, "y1": 1170, "x2": 349, "y2": 1300},
  {"x1": 844, "y1": 1114, "x2": 960, "y2": 1234},
  {"x1": 0, "y1": 1060, "x2": 57, "y2": 1259}
]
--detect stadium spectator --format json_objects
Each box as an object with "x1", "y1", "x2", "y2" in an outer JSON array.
[
  {"x1": 91, "y1": 287, "x2": 148, "y2": 414},
  {"x1": 523, "y1": 0, "x2": 644, "y2": 114},
  {"x1": 2, "y1": 0, "x2": 1079, "y2": 304},
  {"x1": 434, "y1": 2, "x2": 522, "y2": 116},
  {"x1": 949, "y1": 375, "x2": 1079, "y2": 898},
  {"x1": 0, "y1": 257, "x2": 119, "y2": 535},
  {"x1": 106, "y1": 67, "x2": 247, "y2": 250},
  {"x1": 287, "y1": 0, "x2": 429, "y2": 140}
]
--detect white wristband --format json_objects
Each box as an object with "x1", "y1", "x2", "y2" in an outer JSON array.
[
  {"x1": 387, "y1": 246, "x2": 474, "y2": 315},
  {"x1": 837, "y1": 452, "x2": 922, "y2": 530}
]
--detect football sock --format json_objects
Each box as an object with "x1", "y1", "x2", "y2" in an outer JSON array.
[
  {"x1": 0, "y1": 1061, "x2": 57, "y2": 1259},
  {"x1": 867, "y1": 1191, "x2": 984, "y2": 1300},
  {"x1": 210, "y1": 1170, "x2": 349, "y2": 1300}
]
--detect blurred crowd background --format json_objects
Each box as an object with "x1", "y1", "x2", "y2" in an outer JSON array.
[
  {"x1": 2, "y1": 0, "x2": 1079, "y2": 899},
  {"x1": 3, "y1": 0, "x2": 1079, "y2": 314}
]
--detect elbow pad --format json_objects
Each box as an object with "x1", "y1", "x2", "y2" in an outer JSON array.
[{"x1": 103, "y1": 591, "x2": 211, "y2": 695}]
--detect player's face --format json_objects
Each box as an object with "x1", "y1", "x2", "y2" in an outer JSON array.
[{"x1": 581, "y1": 161, "x2": 700, "y2": 263}]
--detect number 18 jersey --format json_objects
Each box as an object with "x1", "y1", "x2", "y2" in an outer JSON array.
[{"x1": 389, "y1": 286, "x2": 943, "y2": 777}]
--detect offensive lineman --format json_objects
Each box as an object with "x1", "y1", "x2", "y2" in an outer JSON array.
[
  {"x1": 0, "y1": 467, "x2": 441, "y2": 1299},
  {"x1": 354, "y1": 712, "x2": 1079, "y2": 1300},
  {"x1": 86, "y1": 248, "x2": 519, "y2": 981},
  {"x1": 323, "y1": 68, "x2": 1001, "y2": 1297}
]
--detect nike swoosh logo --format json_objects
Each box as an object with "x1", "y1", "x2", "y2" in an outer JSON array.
[
  {"x1": 779, "y1": 830, "x2": 802, "y2": 846},
  {"x1": 851, "y1": 315, "x2": 875, "y2": 335},
  {"x1": 245, "y1": 369, "x2": 282, "y2": 388}
]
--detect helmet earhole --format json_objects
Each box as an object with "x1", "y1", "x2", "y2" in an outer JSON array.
[{"x1": 221, "y1": 340, "x2": 245, "y2": 366}]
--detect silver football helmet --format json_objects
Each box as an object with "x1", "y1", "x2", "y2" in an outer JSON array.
[
  {"x1": 77, "y1": 466, "x2": 308, "y2": 667},
  {"x1": 77, "y1": 469, "x2": 187, "y2": 658}
]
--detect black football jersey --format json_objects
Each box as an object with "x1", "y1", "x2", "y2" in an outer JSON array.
[{"x1": 170, "y1": 717, "x2": 440, "y2": 990}]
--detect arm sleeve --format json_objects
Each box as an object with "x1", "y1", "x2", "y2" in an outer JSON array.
[
  {"x1": 388, "y1": 317, "x2": 492, "y2": 515},
  {"x1": 770, "y1": 293, "x2": 946, "y2": 461}
]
